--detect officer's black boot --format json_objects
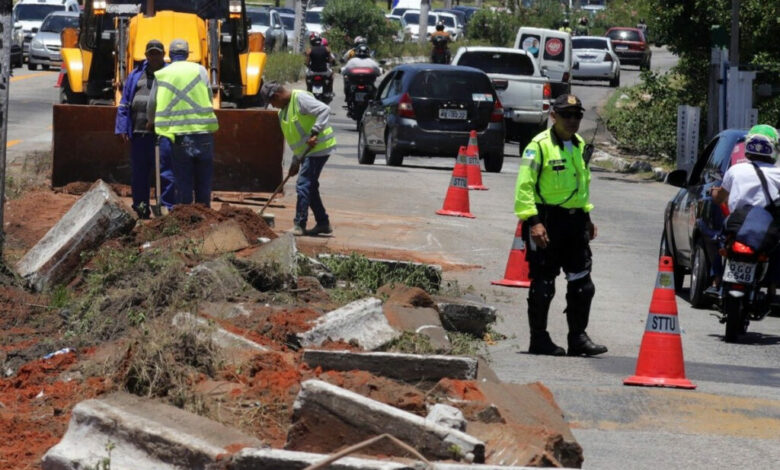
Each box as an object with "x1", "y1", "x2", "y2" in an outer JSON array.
[
  {"x1": 528, "y1": 279, "x2": 565, "y2": 356},
  {"x1": 565, "y1": 276, "x2": 607, "y2": 357}
]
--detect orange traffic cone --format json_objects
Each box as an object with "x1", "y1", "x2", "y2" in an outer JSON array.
[
  {"x1": 464, "y1": 133, "x2": 488, "y2": 190},
  {"x1": 436, "y1": 157, "x2": 475, "y2": 218},
  {"x1": 624, "y1": 256, "x2": 696, "y2": 389},
  {"x1": 491, "y1": 220, "x2": 531, "y2": 288}
]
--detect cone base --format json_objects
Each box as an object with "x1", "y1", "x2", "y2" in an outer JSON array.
[
  {"x1": 623, "y1": 375, "x2": 696, "y2": 389},
  {"x1": 491, "y1": 278, "x2": 531, "y2": 288},
  {"x1": 436, "y1": 209, "x2": 475, "y2": 218},
  {"x1": 468, "y1": 185, "x2": 489, "y2": 190}
]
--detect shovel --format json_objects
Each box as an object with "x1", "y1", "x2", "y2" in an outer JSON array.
[
  {"x1": 151, "y1": 142, "x2": 163, "y2": 217},
  {"x1": 259, "y1": 148, "x2": 312, "y2": 216}
]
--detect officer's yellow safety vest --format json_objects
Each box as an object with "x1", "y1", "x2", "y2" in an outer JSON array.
[
  {"x1": 279, "y1": 89, "x2": 336, "y2": 157},
  {"x1": 514, "y1": 128, "x2": 593, "y2": 220},
  {"x1": 153, "y1": 61, "x2": 218, "y2": 141}
]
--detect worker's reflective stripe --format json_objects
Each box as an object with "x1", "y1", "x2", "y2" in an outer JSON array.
[
  {"x1": 645, "y1": 313, "x2": 679, "y2": 334},
  {"x1": 520, "y1": 158, "x2": 540, "y2": 172},
  {"x1": 565, "y1": 270, "x2": 590, "y2": 282},
  {"x1": 157, "y1": 107, "x2": 215, "y2": 117},
  {"x1": 155, "y1": 117, "x2": 219, "y2": 126},
  {"x1": 279, "y1": 89, "x2": 337, "y2": 157},
  {"x1": 156, "y1": 78, "x2": 213, "y2": 117}
]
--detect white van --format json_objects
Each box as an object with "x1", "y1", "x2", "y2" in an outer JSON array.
[
  {"x1": 13, "y1": 0, "x2": 80, "y2": 61},
  {"x1": 513, "y1": 27, "x2": 572, "y2": 98}
]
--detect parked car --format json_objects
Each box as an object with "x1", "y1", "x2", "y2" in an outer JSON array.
[
  {"x1": 247, "y1": 6, "x2": 288, "y2": 52},
  {"x1": 305, "y1": 7, "x2": 325, "y2": 35},
  {"x1": 11, "y1": 24, "x2": 24, "y2": 68},
  {"x1": 605, "y1": 27, "x2": 651, "y2": 70},
  {"x1": 278, "y1": 12, "x2": 298, "y2": 48},
  {"x1": 451, "y1": 46, "x2": 551, "y2": 148},
  {"x1": 402, "y1": 11, "x2": 438, "y2": 41},
  {"x1": 661, "y1": 129, "x2": 748, "y2": 306},
  {"x1": 13, "y1": 0, "x2": 80, "y2": 62},
  {"x1": 385, "y1": 14, "x2": 406, "y2": 43},
  {"x1": 28, "y1": 11, "x2": 79, "y2": 70},
  {"x1": 571, "y1": 36, "x2": 620, "y2": 87},
  {"x1": 435, "y1": 8, "x2": 467, "y2": 35},
  {"x1": 434, "y1": 11, "x2": 462, "y2": 41},
  {"x1": 582, "y1": 0, "x2": 607, "y2": 15},
  {"x1": 358, "y1": 64, "x2": 506, "y2": 172},
  {"x1": 451, "y1": 6, "x2": 479, "y2": 23},
  {"x1": 272, "y1": 7, "x2": 295, "y2": 15}
]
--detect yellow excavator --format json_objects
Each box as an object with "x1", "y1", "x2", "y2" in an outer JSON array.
[{"x1": 53, "y1": 0, "x2": 283, "y2": 192}]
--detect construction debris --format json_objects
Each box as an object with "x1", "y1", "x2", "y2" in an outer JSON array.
[
  {"x1": 436, "y1": 295, "x2": 497, "y2": 337},
  {"x1": 298, "y1": 298, "x2": 400, "y2": 350},
  {"x1": 225, "y1": 448, "x2": 411, "y2": 470},
  {"x1": 172, "y1": 312, "x2": 268, "y2": 355},
  {"x1": 16, "y1": 180, "x2": 135, "y2": 291},
  {"x1": 383, "y1": 303, "x2": 452, "y2": 351},
  {"x1": 427, "y1": 404, "x2": 467, "y2": 431}
]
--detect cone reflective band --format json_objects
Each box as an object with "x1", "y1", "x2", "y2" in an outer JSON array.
[
  {"x1": 464, "y1": 134, "x2": 488, "y2": 190},
  {"x1": 624, "y1": 256, "x2": 695, "y2": 389},
  {"x1": 436, "y1": 157, "x2": 475, "y2": 218},
  {"x1": 492, "y1": 221, "x2": 531, "y2": 288}
]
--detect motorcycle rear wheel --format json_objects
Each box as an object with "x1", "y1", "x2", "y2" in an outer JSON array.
[{"x1": 723, "y1": 289, "x2": 747, "y2": 343}]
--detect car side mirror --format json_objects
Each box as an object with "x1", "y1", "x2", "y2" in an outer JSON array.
[
  {"x1": 666, "y1": 169, "x2": 688, "y2": 188},
  {"x1": 540, "y1": 66, "x2": 548, "y2": 77},
  {"x1": 573, "y1": 61, "x2": 580, "y2": 70},
  {"x1": 32, "y1": 27, "x2": 39, "y2": 33}
]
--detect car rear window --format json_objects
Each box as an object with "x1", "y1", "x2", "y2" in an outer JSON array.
[
  {"x1": 409, "y1": 71, "x2": 492, "y2": 99},
  {"x1": 456, "y1": 51, "x2": 535, "y2": 76},
  {"x1": 440, "y1": 16, "x2": 455, "y2": 27},
  {"x1": 573, "y1": 38, "x2": 608, "y2": 50},
  {"x1": 248, "y1": 11, "x2": 270, "y2": 26},
  {"x1": 607, "y1": 29, "x2": 641, "y2": 42},
  {"x1": 403, "y1": 13, "x2": 437, "y2": 26},
  {"x1": 305, "y1": 11, "x2": 321, "y2": 23}
]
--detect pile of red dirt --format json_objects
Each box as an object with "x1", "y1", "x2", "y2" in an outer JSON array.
[
  {"x1": 207, "y1": 306, "x2": 322, "y2": 350},
  {"x1": 3, "y1": 190, "x2": 80, "y2": 261},
  {"x1": 55, "y1": 181, "x2": 133, "y2": 197}
]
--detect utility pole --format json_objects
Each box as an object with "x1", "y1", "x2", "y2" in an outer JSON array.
[
  {"x1": 0, "y1": 0, "x2": 11, "y2": 254},
  {"x1": 418, "y1": 0, "x2": 429, "y2": 46},
  {"x1": 293, "y1": 0, "x2": 306, "y2": 54},
  {"x1": 729, "y1": 0, "x2": 739, "y2": 66}
]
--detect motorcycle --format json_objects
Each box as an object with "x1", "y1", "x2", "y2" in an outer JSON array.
[
  {"x1": 431, "y1": 35, "x2": 451, "y2": 64},
  {"x1": 343, "y1": 67, "x2": 379, "y2": 124},
  {"x1": 306, "y1": 69, "x2": 334, "y2": 104},
  {"x1": 719, "y1": 237, "x2": 773, "y2": 342}
]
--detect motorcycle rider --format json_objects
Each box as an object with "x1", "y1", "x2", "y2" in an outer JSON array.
[
  {"x1": 342, "y1": 44, "x2": 381, "y2": 105},
  {"x1": 430, "y1": 23, "x2": 452, "y2": 64},
  {"x1": 305, "y1": 33, "x2": 335, "y2": 96},
  {"x1": 558, "y1": 18, "x2": 572, "y2": 34},
  {"x1": 342, "y1": 36, "x2": 368, "y2": 63},
  {"x1": 575, "y1": 16, "x2": 589, "y2": 36}
]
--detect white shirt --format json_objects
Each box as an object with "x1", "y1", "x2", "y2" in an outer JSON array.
[{"x1": 722, "y1": 160, "x2": 780, "y2": 213}]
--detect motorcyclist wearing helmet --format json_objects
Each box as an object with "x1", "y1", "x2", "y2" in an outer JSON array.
[
  {"x1": 343, "y1": 44, "x2": 381, "y2": 104},
  {"x1": 306, "y1": 33, "x2": 334, "y2": 73},
  {"x1": 342, "y1": 36, "x2": 368, "y2": 63},
  {"x1": 430, "y1": 23, "x2": 452, "y2": 64},
  {"x1": 558, "y1": 18, "x2": 572, "y2": 34},
  {"x1": 575, "y1": 16, "x2": 589, "y2": 36}
]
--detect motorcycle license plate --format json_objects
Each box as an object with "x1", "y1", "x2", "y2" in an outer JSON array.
[
  {"x1": 723, "y1": 260, "x2": 756, "y2": 284},
  {"x1": 439, "y1": 109, "x2": 467, "y2": 120},
  {"x1": 354, "y1": 92, "x2": 367, "y2": 101},
  {"x1": 312, "y1": 85, "x2": 323, "y2": 94}
]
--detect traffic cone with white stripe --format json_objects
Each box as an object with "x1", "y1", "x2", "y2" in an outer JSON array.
[
  {"x1": 436, "y1": 154, "x2": 475, "y2": 218},
  {"x1": 491, "y1": 220, "x2": 531, "y2": 288},
  {"x1": 464, "y1": 134, "x2": 488, "y2": 190},
  {"x1": 624, "y1": 256, "x2": 696, "y2": 389}
]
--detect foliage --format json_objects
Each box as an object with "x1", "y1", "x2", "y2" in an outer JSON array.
[
  {"x1": 322, "y1": 0, "x2": 395, "y2": 54},
  {"x1": 466, "y1": 9, "x2": 520, "y2": 47},
  {"x1": 263, "y1": 52, "x2": 305, "y2": 84},
  {"x1": 320, "y1": 253, "x2": 441, "y2": 293}
]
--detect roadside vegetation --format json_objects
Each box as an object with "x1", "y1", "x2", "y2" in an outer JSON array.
[{"x1": 263, "y1": 52, "x2": 305, "y2": 84}]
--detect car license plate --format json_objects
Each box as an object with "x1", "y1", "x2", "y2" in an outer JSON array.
[
  {"x1": 439, "y1": 109, "x2": 467, "y2": 120},
  {"x1": 312, "y1": 85, "x2": 323, "y2": 94},
  {"x1": 615, "y1": 45, "x2": 628, "y2": 50},
  {"x1": 723, "y1": 260, "x2": 756, "y2": 284}
]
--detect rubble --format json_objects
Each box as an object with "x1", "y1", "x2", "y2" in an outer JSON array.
[
  {"x1": 226, "y1": 448, "x2": 411, "y2": 470},
  {"x1": 435, "y1": 295, "x2": 497, "y2": 337},
  {"x1": 383, "y1": 303, "x2": 452, "y2": 351},
  {"x1": 41, "y1": 392, "x2": 262, "y2": 470},
  {"x1": 302, "y1": 350, "x2": 478, "y2": 383},
  {"x1": 298, "y1": 298, "x2": 400, "y2": 350},
  {"x1": 188, "y1": 257, "x2": 258, "y2": 301},
  {"x1": 427, "y1": 404, "x2": 467, "y2": 431},
  {"x1": 287, "y1": 379, "x2": 486, "y2": 463},
  {"x1": 319, "y1": 254, "x2": 443, "y2": 290},
  {"x1": 172, "y1": 312, "x2": 268, "y2": 354},
  {"x1": 16, "y1": 180, "x2": 135, "y2": 291},
  {"x1": 232, "y1": 233, "x2": 298, "y2": 291}
]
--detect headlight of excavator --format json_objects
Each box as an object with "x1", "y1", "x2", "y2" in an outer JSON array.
[
  {"x1": 229, "y1": 0, "x2": 242, "y2": 19},
  {"x1": 93, "y1": 0, "x2": 107, "y2": 15}
]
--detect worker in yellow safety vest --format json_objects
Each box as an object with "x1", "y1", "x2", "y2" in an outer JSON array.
[
  {"x1": 147, "y1": 38, "x2": 218, "y2": 206},
  {"x1": 514, "y1": 93, "x2": 607, "y2": 357},
  {"x1": 260, "y1": 82, "x2": 337, "y2": 236}
]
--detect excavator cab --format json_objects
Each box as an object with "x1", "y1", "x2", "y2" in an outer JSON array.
[{"x1": 53, "y1": 0, "x2": 283, "y2": 192}]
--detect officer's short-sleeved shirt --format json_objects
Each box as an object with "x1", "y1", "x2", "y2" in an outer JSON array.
[{"x1": 722, "y1": 160, "x2": 780, "y2": 213}]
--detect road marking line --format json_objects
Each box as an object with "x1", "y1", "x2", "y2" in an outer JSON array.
[
  {"x1": 6, "y1": 140, "x2": 21, "y2": 148},
  {"x1": 10, "y1": 71, "x2": 57, "y2": 83}
]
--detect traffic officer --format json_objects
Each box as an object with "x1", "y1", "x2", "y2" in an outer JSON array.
[
  {"x1": 147, "y1": 39, "x2": 218, "y2": 206},
  {"x1": 260, "y1": 82, "x2": 337, "y2": 236},
  {"x1": 514, "y1": 94, "x2": 608, "y2": 357},
  {"x1": 115, "y1": 39, "x2": 175, "y2": 218}
]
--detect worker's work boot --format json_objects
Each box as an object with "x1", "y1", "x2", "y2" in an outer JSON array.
[
  {"x1": 292, "y1": 225, "x2": 306, "y2": 236},
  {"x1": 529, "y1": 331, "x2": 565, "y2": 356},
  {"x1": 308, "y1": 223, "x2": 333, "y2": 236},
  {"x1": 567, "y1": 332, "x2": 608, "y2": 357}
]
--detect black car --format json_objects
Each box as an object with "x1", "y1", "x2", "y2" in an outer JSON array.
[
  {"x1": 661, "y1": 129, "x2": 748, "y2": 306},
  {"x1": 358, "y1": 64, "x2": 506, "y2": 171}
]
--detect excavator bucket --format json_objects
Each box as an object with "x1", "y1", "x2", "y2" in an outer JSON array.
[{"x1": 52, "y1": 104, "x2": 284, "y2": 192}]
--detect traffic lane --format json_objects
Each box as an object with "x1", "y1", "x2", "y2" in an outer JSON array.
[{"x1": 7, "y1": 69, "x2": 59, "y2": 163}]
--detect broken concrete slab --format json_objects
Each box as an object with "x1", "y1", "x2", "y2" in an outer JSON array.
[
  {"x1": 173, "y1": 312, "x2": 268, "y2": 355},
  {"x1": 318, "y1": 254, "x2": 442, "y2": 290},
  {"x1": 383, "y1": 304, "x2": 451, "y2": 351},
  {"x1": 41, "y1": 392, "x2": 262, "y2": 470},
  {"x1": 188, "y1": 257, "x2": 258, "y2": 301},
  {"x1": 435, "y1": 295, "x2": 497, "y2": 337},
  {"x1": 232, "y1": 233, "x2": 298, "y2": 291},
  {"x1": 287, "y1": 379, "x2": 485, "y2": 463},
  {"x1": 302, "y1": 350, "x2": 477, "y2": 383},
  {"x1": 298, "y1": 298, "x2": 400, "y2": 350},
  {"x1": 427, "y1": 404, "x2": 466, "y2": 431},
  {"x1": 377, "y1": 284, "x2": 436, "y2": 308},
  {"x1": 226, "y1": 448, "x2": 413, "y2": 470},
  {"x1": 16, "y1": 180, "x2": 135, "y2": 291},
  {"x1": 298, "y1": 255, "x2": 336, "y2": 288}
]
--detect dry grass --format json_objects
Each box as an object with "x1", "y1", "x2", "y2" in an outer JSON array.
[{"x1": 5, "y1": 150, "x2": 52, "y2": 199}]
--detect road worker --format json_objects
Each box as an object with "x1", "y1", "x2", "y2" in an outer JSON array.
[
  {"x1": 147, "y1": 39, "x2": 218, "y2": 206},
  {"x1": 115, "y1": 39, "x2": 174, "y2": 218},
  {"x1": 260, "y1": 82, "x2": 337, "y2": 236},
  {"x1": 514, "y1": 94, "x2": 608, "y2": 357}
]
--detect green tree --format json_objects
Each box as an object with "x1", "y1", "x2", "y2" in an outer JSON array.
[
  {"x1": 466, "y1": 9, "x2": 520, "y2": 47},
  {"x1": 321, "y1": 0, "x2": 394, "y2": 55}
]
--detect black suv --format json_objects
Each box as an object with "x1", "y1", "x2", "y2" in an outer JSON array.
[
  {"x1": 661, "y1": 129, "x2": 747, "y2": 306},
  {"x1": 358, "y1": 64, "x2": 506, "y2": 171}
]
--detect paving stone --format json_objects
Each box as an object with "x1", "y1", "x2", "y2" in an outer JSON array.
[
  {"x1": 435, "y1": 295, "x2": 497, "y2": 337},
  {"x1": 383, "y1": 304, "x2": 451, "y2": 351},
  {"x1": 16, "y1": 180, "x2": 135, "y2": 291},
  {"x1": 298, "y1": 298, "x2": 400, "y2": 350},
  {"x1": 232, "y1": 233, "x2": 298, "y2": 290},
  {"x1": 172, "y1": 312, "x2": 268, "y2": 357}
]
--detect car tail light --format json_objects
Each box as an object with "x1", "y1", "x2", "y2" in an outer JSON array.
[
  {"x1": 357, "y1": 85, "x2": 365, "y2": 90},
  {"x1": 490, "y1": 98, "x2": 503, "y2": 123},
  {"x1": 398, "y1": 92, "x2": 415, "y2": 119},
  {"x1": 732, "y1": 241, "x2": 755, "y2": 255},
  {"x1": 314, "y1": 75, "x2": 322, "y2": 81},
  {"x1": 604, "y1": 54, "x2": 613, "y2": 62},
  {"x1": 543, "y1": 82, "x2": 552, "y2": 99}
]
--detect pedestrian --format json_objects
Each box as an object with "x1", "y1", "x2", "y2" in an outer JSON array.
[
  {"x1": 147, "y1": 38, "x2": 218, "y2": 206},
  {"x1": 260, "y1": 82, "x2": 336, "y2": 236},
  {"x1": 115, "y1": 39, "x2": 174, "y2": 218},
  {"x1": 514, "y1": 94, "x2": 608, "y2": 357}
]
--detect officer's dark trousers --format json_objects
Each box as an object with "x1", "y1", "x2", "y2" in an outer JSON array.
[
  {"x1": 171, "y1": 133, "x2": 214, "y2": 206},
  {"x1": 130, "y1": 133, "x2": 175, "y2": 215},
  {"x1": 523, "y1": 205, "x2": 595, "y2": 339}
]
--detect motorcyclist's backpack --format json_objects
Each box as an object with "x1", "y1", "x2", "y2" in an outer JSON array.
[
  {"x1": 432, "y1": 35, "x2": 448, "y2": 48},
  {"x1": 724, "y1": 162, "x2": 780, "y2": 253}
]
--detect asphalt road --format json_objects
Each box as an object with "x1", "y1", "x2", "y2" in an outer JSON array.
[{"x1": 6, "y1": 46, "x2": 780, "y2": 469}]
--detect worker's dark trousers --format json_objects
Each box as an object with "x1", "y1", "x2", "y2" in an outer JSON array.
[
  {"x1": 171, "y1": 133, "x2": 214, "y2": 206},
  {"x1": 295, "y1": 155, "x2": 330, "y2": 229},
  {"x1": 523, "y1": 205, "x2": 595, "y2": 338},
  {"x1": 130, "y1": 133, "x2": 175, "y2": 214}
]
